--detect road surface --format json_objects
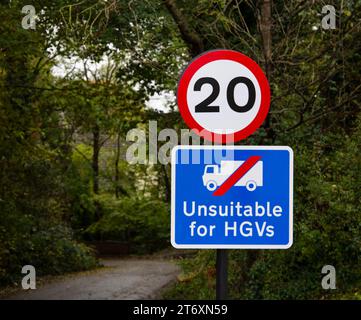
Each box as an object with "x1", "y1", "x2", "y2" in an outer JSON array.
[{"x1": 7, "y1": 258, "x2": 180, "y2": 300}]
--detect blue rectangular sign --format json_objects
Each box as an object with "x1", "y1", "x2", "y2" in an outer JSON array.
[{"x1": 171, "y1": 146, "x2": 293, "y2": 249}]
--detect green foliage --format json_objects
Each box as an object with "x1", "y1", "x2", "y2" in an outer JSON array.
[
  {"x1": 0, "y1": 224, "x2": 98, "y2": 286},
  {"x1": 239, "y1": 124, "x2": 361, "y2": 299},
  {"x1": 163, "y1": 250, "x2": 216, "y2": 300},
  {"x1": 0, "y1": 152, "x2": 98, "y2": 285},
  {"x1": 84, "y1": 195, "x2": 170, "y2": 253},
  {"x1": 66, "y1": 145, "x2": 97, "y2": 231},
  {"x1": 0, "y1": 2, "x2": 99, "y2": 286}
]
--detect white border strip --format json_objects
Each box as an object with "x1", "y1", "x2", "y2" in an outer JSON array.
[{"x1": 171, "y1": 145, "x2": 293, "y2": 249}]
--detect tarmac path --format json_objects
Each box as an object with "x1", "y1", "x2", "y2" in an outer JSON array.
[{"x1": 7, "y1": 258, "x2": 180, "y2": 300}]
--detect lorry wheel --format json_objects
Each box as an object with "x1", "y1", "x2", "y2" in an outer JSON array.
[
  {"x1": 246, "y1": 180, "x2": 257, "y2": 191},
  {"x1": 206, "y1": 181, "x2": 217, "y2": 191}
]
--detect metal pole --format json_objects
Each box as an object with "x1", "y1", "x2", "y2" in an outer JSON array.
[{"x1": 216, "y1": 249, "x2": 228, "y2": 300}]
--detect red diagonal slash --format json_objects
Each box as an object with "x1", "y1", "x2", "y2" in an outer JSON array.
[{"x1": 213, "y1": 156, "x2": 261, "y2": 196}]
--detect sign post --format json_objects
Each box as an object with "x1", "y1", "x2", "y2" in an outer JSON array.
[
  {"x1": 173, "y1": 49, "x2": 293, "y2": 300},
  {"x1": 216, "y1": 249, "x2": 228, "y2": 300}
]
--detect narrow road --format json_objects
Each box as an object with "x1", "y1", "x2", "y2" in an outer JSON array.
[{"x1": 8, "y1": 258, "x2": 180, "y2": 300}]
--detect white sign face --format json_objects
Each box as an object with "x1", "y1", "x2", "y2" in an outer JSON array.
[
  {"x1": 186, "y1": 60, "x2": 262, "y2": 134},
  {"x1": 177, "y1": 50, "x2": 271, "y2": 143}
]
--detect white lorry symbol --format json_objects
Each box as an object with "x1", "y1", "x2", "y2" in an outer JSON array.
[{"x1": 202, "y1": 160, "x2": 263, "y2": 192}]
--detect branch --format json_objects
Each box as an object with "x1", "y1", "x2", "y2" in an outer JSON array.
[
  {"x1": 285, "y1": 92, "x2": 361, "y2": 132},
  {"x1": 163, "y1": 0, "x2": 204, "y2": 57}
]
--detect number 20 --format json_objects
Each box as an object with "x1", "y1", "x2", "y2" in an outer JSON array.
[{"x1": 194, "y1": 77, "x2": 256, "y2": 113}]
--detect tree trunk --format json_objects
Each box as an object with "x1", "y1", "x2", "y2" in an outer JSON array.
[
  {"x1": 259, "y1": 0, "x2": 272, "y2": 79},
  {"x1": 115, "y1": 131, "x2": 121, "y2": 198},
  {"x1": 258, "y1": 0, "x2": 275, "y2": 142},
  {"x1": 161, "y1": 164, "x2": 171, "y2": 203},
  {"x1": 92, "y1": 124, "x2": 100, "y2": 194}
]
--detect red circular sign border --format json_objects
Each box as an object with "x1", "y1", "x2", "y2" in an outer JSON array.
[{"x1": 177, "y1": 49, "x2": 271, "y2": 143}]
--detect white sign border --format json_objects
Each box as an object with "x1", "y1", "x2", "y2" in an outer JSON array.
[{"x1": 171, "y1": 145, "x2": 294, "y2": 249}]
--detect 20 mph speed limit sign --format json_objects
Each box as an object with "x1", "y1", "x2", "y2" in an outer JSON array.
[{"x1": 177, "y1": 50, "x2": 270, "y2": 143}]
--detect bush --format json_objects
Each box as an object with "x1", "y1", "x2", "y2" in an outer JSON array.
[
  {"x1": 0, "y1": 214, "x2": 98, "y2": 286},
  {"x1": 163, "y1": 250, "x2": 216, "y2": 300},
  {"x1": 0, "y1": 150, "x2": 99, "y2": 286},
  {"x1": 84, "y1": 195, "x2": 170, "y2": 253}
]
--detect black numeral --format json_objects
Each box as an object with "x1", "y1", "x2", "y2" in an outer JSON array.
[
  {"x1": 227, "y1": 77, "x2": 255, "y2": 113},
  {"x1": 194, "y1": 77, "x2": 220, "y2": 113}
]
